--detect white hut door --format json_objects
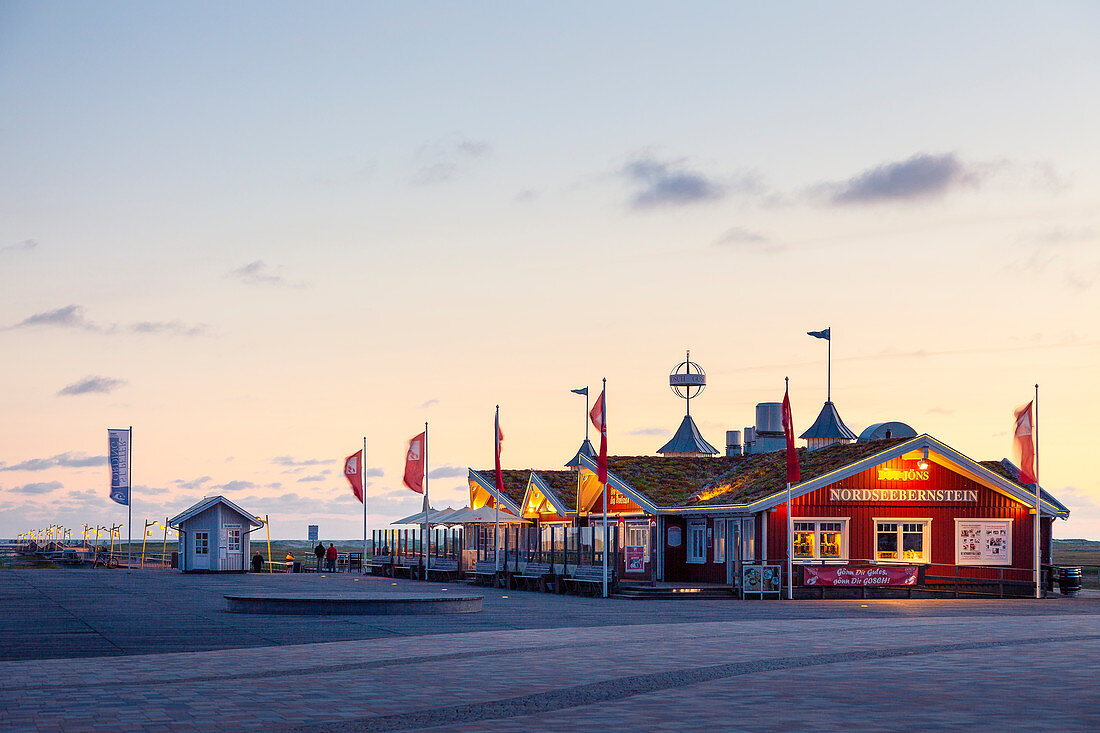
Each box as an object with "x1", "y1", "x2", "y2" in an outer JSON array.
[
  {"x1": 226, "y1": 525, "x2": 242, "y2": 571},
  {"x1": 193, "y1": 532, "x2": 210, "y2": 570}
]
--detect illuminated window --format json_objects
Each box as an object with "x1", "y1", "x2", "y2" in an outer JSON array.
[
  {"x1": 875, "y1": 519, "x2": 930, "y2": 563},
  {"x1": 792, "y1": 519, "x2": 848, "y2": 561},
  {"x1": 742, "y1": 517, "x2": 755, "y2": 561},
  {"x1": 687, "y1": 521, "x2": 706, "y2": 564},
  {"x1": 714, "y1": 520, "x2": 726, "y2": 564}
]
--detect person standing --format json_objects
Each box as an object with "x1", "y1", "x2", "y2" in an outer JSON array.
[
  {"x1": 314, "y1": 541, "x2": 326, "y2": 572},
  {"x1": 251, "y1": 551, "x2": 263, "y2": 573},
  {"x1": 326, "y1": 542, "x2": 337, "y2": 572}
]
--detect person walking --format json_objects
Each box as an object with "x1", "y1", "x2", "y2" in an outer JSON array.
[
  {"x1": 314, "y1": 541, "x2": 326, "y2": 572},
  {"x1": 251, "y1": 551, "x2": 263, "y2": 573},
  {"x1": 326, "y1": 542, "x2": 337, "y2": 573}
]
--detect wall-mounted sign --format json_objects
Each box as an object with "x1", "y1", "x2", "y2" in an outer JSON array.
[
  {"x1": 955, "y1": 519, "x2": 1012, "y2": 566},
  {"x1": 625, "y1": 546, "x2": 645, "y2": 572},
  {"x1": 876, "y1": 467, "x2": 929, "y2": 481},
  {"x1": 667, "y1": 526, "x2": 682, "y2": 548},
  {"x1": 803, "y1": 565, "x2": 918, "y2": 586},
  {"x1": 829, "y1": 488, "x2": 977, "y2": 503}
]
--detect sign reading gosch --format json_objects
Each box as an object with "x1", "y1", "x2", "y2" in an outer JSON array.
[{"x1": 803, "y1": 565, "x2": 918, "y2": 586}]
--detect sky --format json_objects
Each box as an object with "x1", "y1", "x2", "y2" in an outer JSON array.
[{"x1": 2, "y1": 2, "x2": 1099, "y2": 541}]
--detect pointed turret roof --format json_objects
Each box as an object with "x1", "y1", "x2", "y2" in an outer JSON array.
[
  {"x1": 799, "y1": 401, "x2": 858, "y2": 441},
  {"x1": 565, "y1": 438, "x2": 598, "y2": 467},
  {"x1": 657, "y1": 415, "x2": 719, "y2": 455}
]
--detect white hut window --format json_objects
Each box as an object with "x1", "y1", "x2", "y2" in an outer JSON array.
[
  {"x1": 194, "y1": 532, "x2": 209, "y2": 555},
  {"x1": 227, "y1": 527, "x2": 241, "y2": 552}
]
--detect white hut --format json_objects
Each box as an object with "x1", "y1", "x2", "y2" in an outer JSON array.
[{"x1": 169, "y1": 496, "x2": 263, "y2": 573}]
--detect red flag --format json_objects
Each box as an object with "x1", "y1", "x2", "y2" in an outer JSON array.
[
  {"x1": 589, "y1": 387, "x2": 607, "y2": 484},
  {"x1": 1013, "y1": 401, "x2": 1037, "y2": 484},
  {"x1": 494, "y1": 411, "x2": 505, "y2": 500},
  {"x1": 403, "y1": 432, "x2": 425, "y2": 494},
  {"x1": 782, "y1": 384, "x2": 800, "y2": 484},
  {"x1": 343, "y1": 449, "x2": 364, "y2": 503}
]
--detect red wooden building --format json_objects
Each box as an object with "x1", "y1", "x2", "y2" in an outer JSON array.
[{"x1": 466, "y1": 434, "x2": 1069, "y2": 597}]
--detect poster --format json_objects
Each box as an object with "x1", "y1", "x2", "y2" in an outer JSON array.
[
  {"x1": 803, "y1": 565, "x2": 918, "y2": 586},
  {"x1": 625, "y1": 546, "x2": 644, "y2": 572},
  {"x1": 955, "y1": 520, "x2": 1012, "y2": 565},
  {"x1": 667, "y1": 526, "x2": 682, "y2": 548},
  {"x1": 743, "y1": 564, "x2": 782, "y2": 595}
]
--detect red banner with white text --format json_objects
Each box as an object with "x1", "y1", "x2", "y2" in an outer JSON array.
[{"x1": 803, "y1": 565, "x2": 918, "y2": 586}]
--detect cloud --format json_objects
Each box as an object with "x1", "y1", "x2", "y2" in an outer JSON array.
[
  {"x1": 714, "y1": 227, "x2": 786, "y2": 254},
  {"x1": 427, "y1": 465, "x2": 467, "y2": 479},
  {"x1": 227, "y1": 261, "x2": 305, "y2": 288},
  {"x1": 174, "y1": 476, "x2": 212, "y2": 491},
  {"x1": 823, "y1": 152, "x2": 979, "y2": 205},
  {"x1": 628, "y1": 427, "x2": 669, "y2": 436},
  {"x1": 271, "y1": 456, "x2": 329, "y2": 467},
  {"x1": 214, "y1": 480, "x2": 256, "y2": 491},
  {"x1": 0, "y1": 452, "x2": 107, "y2": 471},
  {"x1": 366, "y1": 467, "x2": 384, "y2": 478},
  {"x1": 621, "y1": 154, "x2": 727, "y2": 209},
  {"x1": 10, "y1": 305, "x2": 106, "y2": 332},
  {"x1": 1, "y1": 239, "x2": 37, "y2": 254},
  {"x1": 297, "y1": 474, "x2": 326, "y2": 483},
  {"x1": 57, "y1": 376, "x2": 126, "y2": 396},
  {"x1": 130, "y1": 321, "x2": 208, "y2": 336},
  {"x1": 8, "y1": 481, "x2": 63, "y2": 494},
  {"x1": 413, "y1": 136, "x2": 491, "y2": 184},
  {"x1": 420, "y1": 399, "x2": 440, "y2": 408}
]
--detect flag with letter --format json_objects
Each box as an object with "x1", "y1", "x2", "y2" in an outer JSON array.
[
  {"x1": 589, "y1": 387, "x2": 607, "y2": 484},
  {"x1": 107, "y1": 429, "x2": 130, "y2": 506},
  {"x1": 782, "y1": 383, "x2": 800, "y2": 484},
  {"x1": 1013, "y1": 401, "x2": 1037, "y2": 484},
  {"x1": 807, "y1": 328, "x2": 830, "y2": 340},
  {"x1": 494, "y1": 411, "x2": 505, "y2": 499},
  {"x1": 344, "y1": 449, "x2": 364, "y2": 503},
  {"x1": 403, "y1": 432, "x2": 426, "y2": 494}
]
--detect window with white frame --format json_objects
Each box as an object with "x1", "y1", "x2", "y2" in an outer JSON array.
[
  {"x1": 194, "y1": 532, "x2": 209, "y2": 555},
  {"x1": 714, "y1": 520, "x2": 726, "y2": 564},
  {"x1": 626, "y1": 522, "x2": 651, "y2": 563},
  {"x1": 742, "y1": 517, "x2": 755, "y2": 561},
  {"x1": 875, "y1": 519, "x2": 931, "y2": 563},
  {"x1": 792, "y1": 519, "x2": 848, "y2": 561},
  {"x1": 227, "y1": 526, "x2": 241, "y2": 552},
  {"x1": 687, "y1": 521, "x2": 706, "y2": 564}
]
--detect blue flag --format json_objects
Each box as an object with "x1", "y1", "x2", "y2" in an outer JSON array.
[
  {"x1": 807, "y1": 328, "x2": 830, "y2": 340},
  {"x1": 107, "y1": 428, "x2": 130, "y2": 506},
  {"x1": 571, "y1": 387, "x2": 588, "y2": 396}
]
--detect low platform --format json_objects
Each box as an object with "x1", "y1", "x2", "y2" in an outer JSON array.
[{"x1": 224, "y1": 592, "x2": 483, "y2": 615}]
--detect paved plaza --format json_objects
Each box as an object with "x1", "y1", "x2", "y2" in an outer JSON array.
[{"x1": 1, "y1": 569, "x2": 1099, "y2": 731}]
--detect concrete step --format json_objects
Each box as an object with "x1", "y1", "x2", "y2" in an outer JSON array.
[{"x1": 615, "y1": 585, "x2": 739, "y2": 600}]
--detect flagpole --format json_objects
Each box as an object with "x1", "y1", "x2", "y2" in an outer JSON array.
[
  {"x1": 495, "y1": 405, "x2": 500, "y2": 572},
  {"x1": 601, "y1": 378, "x2": 608, "y2": 599},
  {"x1": 423, "y1": 422, "x2": 429, "y2": 578},
  {"x1": 787, "y1": 481, "x2": 793, "y2": 600},
  {"x1": 827, "y1": 328, "x2": 831, "y2": 403},
  {"x1": 127, "y1": 425, "x2": 132, "y2": 573},
  {"x1": 1034, "y1": 384, "x2": 1041, "y2": 599},
  {"x1": 369, "y1": 433, "x2": 374, "y2": 572}
]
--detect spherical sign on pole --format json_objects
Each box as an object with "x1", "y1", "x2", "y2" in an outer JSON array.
[{"x1": 669, "y1": 350, "x2": 707, "y2": 416}]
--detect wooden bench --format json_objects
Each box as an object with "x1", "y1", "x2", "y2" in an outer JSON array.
[
  {"x1": 514, "y1": 562, "x2": 553, "y2": 592},
  {"x1": 369, "y1": 555, "x2": 392, "y2": 576},
  {"x1": 425, "y1": 558, "x2": 460, "y2": 582},
  {"x1": 393, "y1": 556, "x2": 422, "y2": 580},
  {"x1": 563, "y1": 565, "x2": 613, "y2": 596},
  {"x1": 469, "y1": 560, "x2": 500, "y2": 586}
]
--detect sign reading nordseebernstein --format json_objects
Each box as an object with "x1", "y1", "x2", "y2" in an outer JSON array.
[
  {"x1": 829, "y1": 488, "x2": 977, "y2": 503},
  {"x1": 107, "y1": 429, "x2": 130, "y2": 506}
]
